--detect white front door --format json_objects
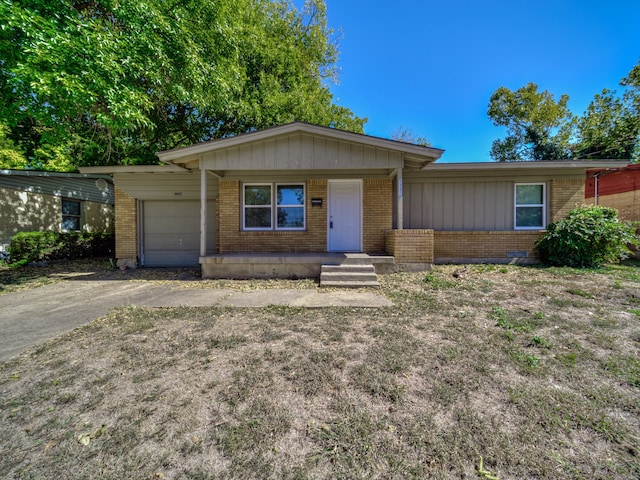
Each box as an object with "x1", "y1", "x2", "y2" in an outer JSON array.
[{"x1": 328, "y1": 180, "x2": 362, "y2": 252}]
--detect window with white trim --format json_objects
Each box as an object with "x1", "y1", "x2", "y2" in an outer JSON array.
[
  {"x1": 61, "y1": 198, "x2": 82, "y2": 231},
  {"x1": 243, "y1": 183, "x2": 305, "y2": 230},
  {"x1": 514, "y1": 183, "x2": 546, "y2": 229}
]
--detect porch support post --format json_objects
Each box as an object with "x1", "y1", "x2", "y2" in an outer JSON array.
[
  {"x1": 397, "y1": 167, "x2": 403, "y2": 230},
  {"x1": 200, "y1": 162, "x2": 207, "y2": 257}
]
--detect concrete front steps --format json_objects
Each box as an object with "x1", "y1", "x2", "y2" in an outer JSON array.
[{"x1": 320, "y1": 254, "x2": 382, "y2": 287}]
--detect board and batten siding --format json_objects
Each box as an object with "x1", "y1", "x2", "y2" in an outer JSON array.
[
  {"x1": 403, "y1": 177, "x2": 553, "y2": 231},
  {"x1": 113, "y1": 172, "x2": 219, "y2": 200},
  {"x1": 201, "y1": 133, "x2": 403, "y2": 171},
  {"x1": 404, "y1": 181, "x2": 513, "y2": 230}
]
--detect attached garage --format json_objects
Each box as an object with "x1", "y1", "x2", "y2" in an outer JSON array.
[{"x1": 141, "y1": 200, "x2": 216, "y2": 267}]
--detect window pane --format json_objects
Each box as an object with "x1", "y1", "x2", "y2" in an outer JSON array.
[
  {"x1": 277, "y1": 207, "x2": 304, "y2": 228},
  {"x1": 277, "y1": 185, "x2": 304, "y2": 206},
  {"x1": 245, "y1": 186, "x2": 271, "y2": 206},
  {"x1": 62, "y1": 200, "x2": 81, "y2": 215},
  {"x1": 516, "y1": 184, "x2": 543, "y2": 205},
  {"x1": 516, "y1": 206, "x2": 543, "y2": 228},
  {"x1": 62, "y1": 216, "x2": 80, "y2": 231},
  {"x1": 245, "y1": 207, "x2": 271, "y2": 228}
]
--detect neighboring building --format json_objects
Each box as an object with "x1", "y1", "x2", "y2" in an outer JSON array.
[
  {"x1": 79, "y1": 123, "x2": 627, "y2": 277},
  {"x1": 0, "y1": 169, "x2": 115, "y2": 248},
  {"x1": 586, "y1": 164, "x2": 640, "y2": 221}
]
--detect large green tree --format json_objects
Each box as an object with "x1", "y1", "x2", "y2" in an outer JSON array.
[
  {"x1": 488, "y1": 60, "x2": 640, "y2": 162},
  {"x1": 0, "y1": 0, "x2": 364, "y2": 170},
  {"x1": 573, "y1": 88, "x2": 638, "y2": 159},
  {"x1": 487, "y1": 83, "x2": 574, "y2": 161},
  {"x1": 574, "y1": 62, "x2": 640, "y2": 161}
]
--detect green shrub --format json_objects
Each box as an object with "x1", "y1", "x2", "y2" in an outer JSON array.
[
  {"x1": 9, "y1": 231, "x2": 114, "y2": 263},
  {"x1": 535, "y1": 205, "x2": 639, "y2": 268}
]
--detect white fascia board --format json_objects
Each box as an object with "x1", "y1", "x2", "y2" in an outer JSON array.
[{"x1": 422, "y1": 161, "x2": 630, "y2": 171}]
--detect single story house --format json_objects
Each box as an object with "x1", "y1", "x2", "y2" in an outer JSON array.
[
  {"x1": 0, "y1": 169, "x2": 115, "y2": 249},
  {"x1": 79, "y1": 123, "x2": 627, "y2": 278}
]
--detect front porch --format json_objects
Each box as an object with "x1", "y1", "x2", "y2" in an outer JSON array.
[{"x1": 200, "y1": 253, "x2": 396, "y2": 280}]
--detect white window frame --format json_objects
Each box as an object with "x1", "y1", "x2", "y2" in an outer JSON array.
[
  {"x1": 243, "y1": 183, "x2": 273, "y2": 231},
  {"x1": 275, "y1": 183, "x2": 305, "y2": 231},
  {"x1": 242, "y1": 183, "x2": 306, "y2": 231},
  {"x1": 514, "y1": 183, "x2": 546, "y2": 230}
]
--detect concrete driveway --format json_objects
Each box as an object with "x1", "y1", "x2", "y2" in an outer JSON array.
[{"x1": 0, "y1": 278, "x2": 392, "y2": 362}]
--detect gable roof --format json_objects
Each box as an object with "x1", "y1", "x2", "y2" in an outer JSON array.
[{"x1": 157, "y1": 122, "x2": 445, "y2": 170}]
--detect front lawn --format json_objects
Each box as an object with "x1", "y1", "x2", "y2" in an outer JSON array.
[{"x1": 1, "y1": 262, "x2": 639, "y2": 479}]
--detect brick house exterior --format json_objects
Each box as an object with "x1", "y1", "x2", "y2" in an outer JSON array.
[{"x1": 79, "y1": 123, "x2": 628, "y2": 277}]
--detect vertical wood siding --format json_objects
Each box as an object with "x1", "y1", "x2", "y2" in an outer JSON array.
[{"x1": 404, "y1": 180, "x2": 514, "y2": 230}]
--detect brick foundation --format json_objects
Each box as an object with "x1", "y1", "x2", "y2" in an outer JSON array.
[{"x1": 433, "y1": 230, "x2": 543, "y2": 262}]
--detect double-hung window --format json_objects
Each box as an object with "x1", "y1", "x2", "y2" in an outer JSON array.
[
  {"x1": 61, "y1": 198, "x2": 82, "y2": 231},
  {"x1": 514, "y1": 183, "x2": 546, "y2": 230},
  {"x1": 243, "y1": 183, "x2": 305, "y2": 230}
]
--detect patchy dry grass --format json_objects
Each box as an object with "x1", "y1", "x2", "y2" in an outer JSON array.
[
  {"x1": 1, "y1": 261, "x2": 639, "y2": 479},
  {"x1": 0, "y1": 258, "x2": 316, "y2": 295}
]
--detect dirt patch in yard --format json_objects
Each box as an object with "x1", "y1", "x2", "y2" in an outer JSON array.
[{"x1": 1, "y1": 261, "x2": 639, "y2": 479}]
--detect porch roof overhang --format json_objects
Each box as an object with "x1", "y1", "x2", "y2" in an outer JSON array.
[{"x1": 156, "y1": 122, "x2": 444, "y2": 175}]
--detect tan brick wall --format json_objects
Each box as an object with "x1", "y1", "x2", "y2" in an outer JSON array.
[
  {"x1": 434, "y1": 230, "x2": 543, "y2": 260},
  {"x1": 217, "y1": 178, "x2": 393, "y2": 254},
  {"x1": 550, "y1": 179, "x2": 584, "y2": 223},
  {"x1": 363, "y1": 178, "x2": 393, "y2": 253},
  {"x1": 115, "y1": 187, "x2": 137, "y2": 259},
  {"x1": 386, "y1": 229, "x2": 434, "y2": 263},
  {"x1": 585, "y1": 190, "x2": 640, "y2": 222},
  {"x1": 217, "y1": 179, "x2": 327, "y2": 253}
]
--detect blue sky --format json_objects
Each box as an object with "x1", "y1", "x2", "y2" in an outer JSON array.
[{"x1": 313, "y1": 0, "x2": 640, "y2": 162}]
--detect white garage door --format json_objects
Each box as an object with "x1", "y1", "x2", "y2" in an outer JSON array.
[{"x1": 142, "y1": 200, "x2": 216, "y2": 267}]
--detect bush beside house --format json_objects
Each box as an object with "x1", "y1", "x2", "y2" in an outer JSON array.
[
  {"x1": 536, "y1": 205, "x2": 639, "y2": 268},
  {"x1": 8, "y1": 231, "x2": 114, "y2": 265}
]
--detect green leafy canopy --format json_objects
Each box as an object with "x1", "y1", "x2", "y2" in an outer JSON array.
[
  {"x1": 488, "y1": 60, "x2": 640, "y2": 162},
  {"x1": 0, "y1": 0, "x2": 365, "y2": 170}
]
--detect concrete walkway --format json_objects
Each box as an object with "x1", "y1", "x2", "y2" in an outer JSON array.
[{"x1": 0, "y1": 279, "x2": 392, "y2": 361}]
